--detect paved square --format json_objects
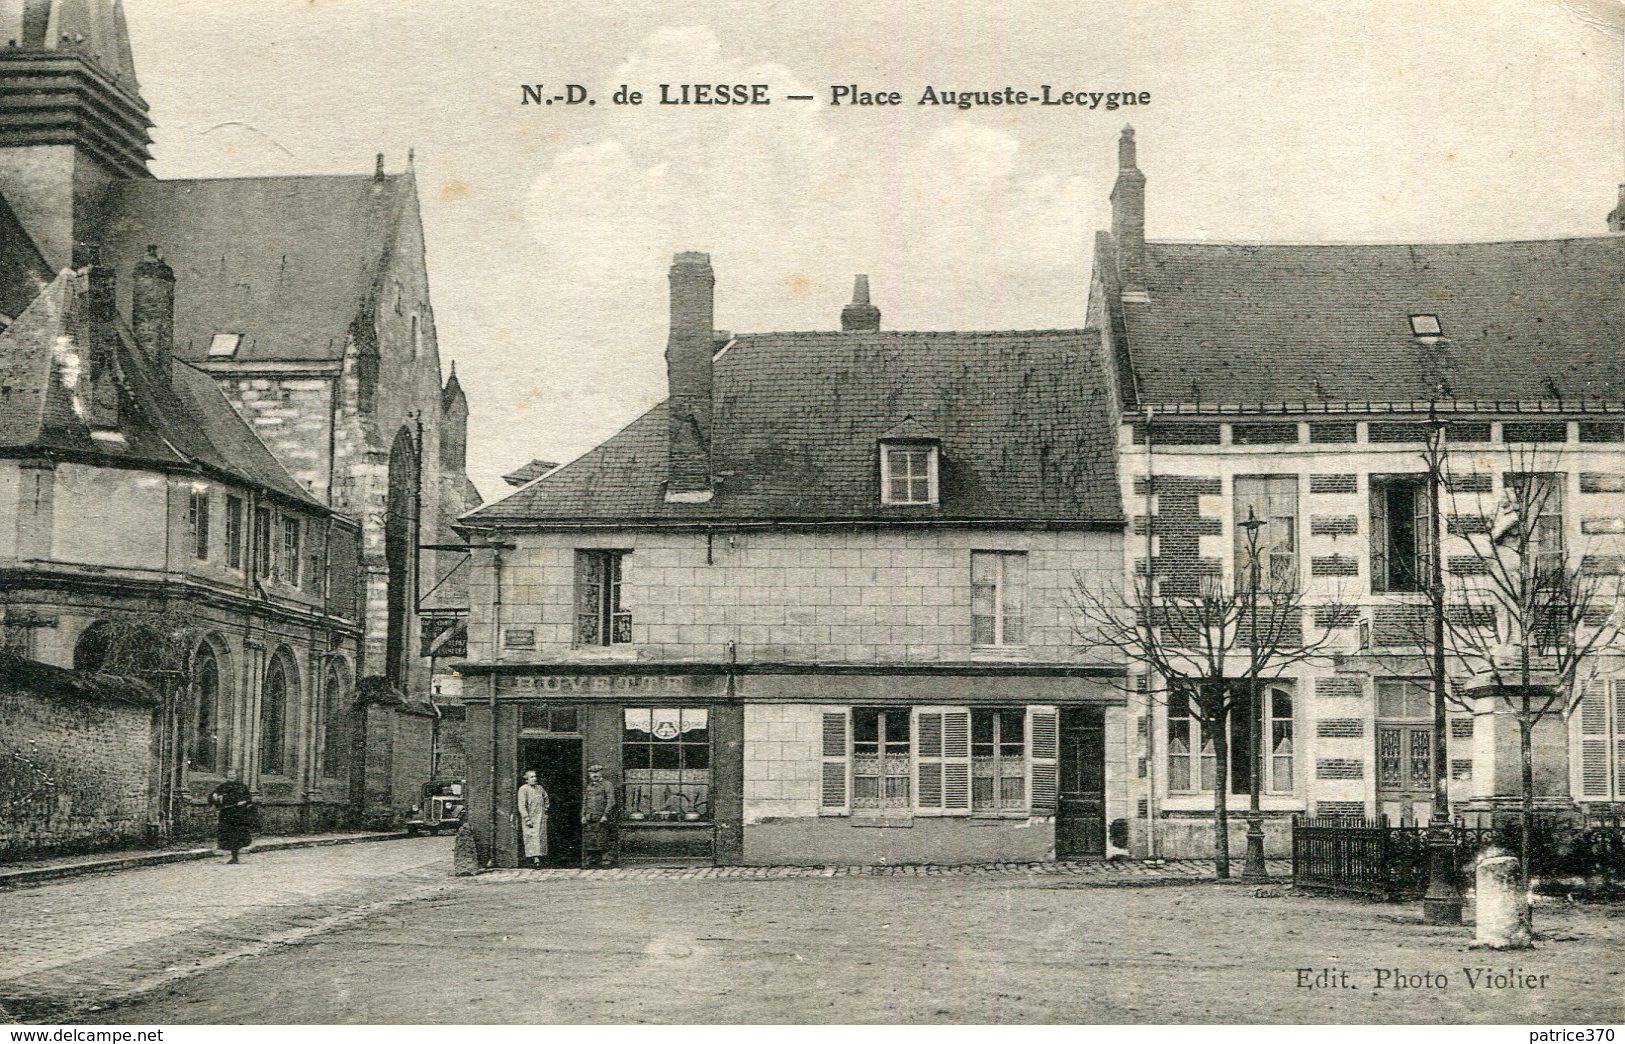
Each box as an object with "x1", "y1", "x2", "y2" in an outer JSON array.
[{"x1": 49, "y1": 851, "x2": 1625, "y2": 1024}]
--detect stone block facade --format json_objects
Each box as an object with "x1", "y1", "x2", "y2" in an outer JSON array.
[
  {"x1": 468, "y1": 528, "x2": 1122, "y2": 665},
  {"x1": 1115, "y1": 416, "x2": 1625, "y2": 854}
]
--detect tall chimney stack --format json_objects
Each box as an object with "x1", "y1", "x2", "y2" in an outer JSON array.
[
  {"x1": 840, "y1": 275, "x2": 881, "y2": 332},
  {"x1": 132, "y1": 245, "x2": 175, "y2": 360},
  {"x1": 1609, "y1": 184, "x2": 1625, "y2": 232},
  {"x1": 665, "y1": 251, "x2": 716, "y2": 502},
  {"x1": 83, "y1": 262, "x2": 121, "y2": 429},
  {"x1": 1109, "y1": 126, "x2": 1147, "y2": 297}
]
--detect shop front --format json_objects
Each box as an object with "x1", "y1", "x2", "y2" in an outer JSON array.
[
  {"x1": 462, "y1": 665, "x2": 1125, "y2": 869},
  {"x1": 463, "y1": 670, "x2": 743, "y2": 868}
]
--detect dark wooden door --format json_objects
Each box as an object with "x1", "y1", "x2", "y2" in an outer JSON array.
[{"x1": 1056, "y1": 707, "x2": 1105, "y2": 858}]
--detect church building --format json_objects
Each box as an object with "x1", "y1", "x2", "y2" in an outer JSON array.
[{"x1": 0, "y1": 0, "x2": 479, "y2": 843}]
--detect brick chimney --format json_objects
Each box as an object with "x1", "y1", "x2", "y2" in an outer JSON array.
[
  {"x1": 83, "y1": 263, "x2": 121, "y2": 429},
  {"x1": 1109, "y1": 126, "x2": 1147, "y2": 297},
  {"x1": 1608, "y1": 184, "x2": 1625, "y2": 232},
  {"x1": 665, "y1": 252, "x2": 716, "y2": 502},
  {"x1": 840, "y1": 275, "x2": 880, "y2": 332},
  {"x1": 131, "y1": 245, "x2": 174, "y2": 360}
]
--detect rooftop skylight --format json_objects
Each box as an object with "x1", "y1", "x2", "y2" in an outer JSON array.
[{"x1": 1409, "y1": 314, "x2": 1442, "y2": 337}]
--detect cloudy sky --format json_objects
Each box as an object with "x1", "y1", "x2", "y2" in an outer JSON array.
[{"x1": 125, "y1": 0, "x2": 1624, "y2": 498}]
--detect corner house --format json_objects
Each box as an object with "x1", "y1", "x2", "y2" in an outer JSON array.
[{"x1": 455, "y1": 257, "x2": 1128, "y2": 867}]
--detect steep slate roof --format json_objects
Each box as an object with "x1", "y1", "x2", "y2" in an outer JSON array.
[
  {"x1": 1117, "y1": 236, "x2": 1625, "y2": 406},
  {"x1": 95, "y1": 174, "x2": 410, "y2": 361},
  {"x1": 467, "y1": 329, "x2": 1122, "y2": 525},
  {"x1": 0, "y1": 192, "x2": 52, "y2": 323},
  {"x1": 0, "y1": 268, "x2": 321, "y2": 506}
]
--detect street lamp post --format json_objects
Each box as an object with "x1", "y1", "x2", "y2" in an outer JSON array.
[
  {"x1": 1422, "y1": 413, "x2": 1464, "y2": 925},
  {"x1": 1239, "y1": 507, "x2": 1270, "y2": 881}
]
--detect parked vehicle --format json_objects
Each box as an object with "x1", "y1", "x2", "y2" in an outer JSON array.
[{"x1": 406, "y1": 779, "x2": 465, "y2": 836}]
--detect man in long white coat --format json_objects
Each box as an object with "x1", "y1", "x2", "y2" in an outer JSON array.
[{"x1": 517, "y1": 769, "x2": 550, "y2": 868}]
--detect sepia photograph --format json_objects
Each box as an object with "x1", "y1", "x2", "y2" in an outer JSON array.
[{"x1": 0, "y1": 0, "x2": 1623, "y2": 1032}]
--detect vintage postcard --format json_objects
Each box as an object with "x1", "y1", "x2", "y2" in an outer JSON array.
[{"x1": 0, "y1": 0, "x2": 1622, "y2": 1033}]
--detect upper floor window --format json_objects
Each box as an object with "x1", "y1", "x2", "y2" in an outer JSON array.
[
  {"x1": 575, "y1": 549, "x2": 630, "y2": 647},
  {"x1": 971, "y1": 550, "x2": 1027, "y2": 647},
  {"x1": 1233, "y1": 475, "x2": 1298, "y2": 592},
  {"x1": 1502, "y1": 472, "x2": 1566, "y2": 580},
  {"x1": 1370, "y1": 474, "x2": 1431, "y2": 594},
  {"x1": 410, "y1": 314, "x2": 422, "y2": 358},
  {"x1": 880, "y1": 443, "x2": 938, "y2": 505},
  {"x1": 282, "y1": 515, "x2": 303, "y2": 588},
  {"x1": 187, "y1": 489, "x2": 210, "y2": 561},
  {"x1": 253, "y1": 506, "x2": 273, "y2": 579},
  {"x1": 225, "y1": 495, "x2": 245, "y2": 570}
]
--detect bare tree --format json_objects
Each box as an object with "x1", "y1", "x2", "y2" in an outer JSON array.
[
  {"x1": 1072, "y1": 543, "x2": 1348, "y2": 878},
  {"x1": 1437, "y1": 444, "x2": 1625, "y2": 882}
]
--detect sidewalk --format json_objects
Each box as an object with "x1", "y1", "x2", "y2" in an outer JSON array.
[
  {"x1": 0, "y1": 835, "x2": 451, "y2": 1021},
  {"x1": 476, "y1": 857, "x2": 1295, "y2": 883},
  {"x1": 0, "y1": 829, "x2": 411, "y2": 889}
]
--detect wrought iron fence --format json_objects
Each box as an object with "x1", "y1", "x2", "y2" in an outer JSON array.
[{"x1": 1291, "y1": 813, "x2": 1625, "y2": 900}]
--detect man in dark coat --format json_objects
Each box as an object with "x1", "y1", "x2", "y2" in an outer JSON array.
[
  {"x1": 208, "y1": 770, "x2": 255, "y2": 863},
  {"x1": 581, "y1": 764, "x2": 617, "y2": 868}
]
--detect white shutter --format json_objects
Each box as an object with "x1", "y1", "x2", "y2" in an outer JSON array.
[
  {"x1": 1614, "y1": 681, "x2": 1625, "y2": 801},
  {"x1": 941, "y1": 708, "x2": 972, "y2": 815},
  {"x1": 913, "y1": 707, "x2": 946, "y2": 816},
  {"x1": 1579, "y1": 681, "x2": 1610, "y2": 799},
  {"x1": 1028, "y1": 705, "x2": 1060, "y2": 815},
  {"x1": 819, "y1": 707, "x2": 849, "y2": 815}
]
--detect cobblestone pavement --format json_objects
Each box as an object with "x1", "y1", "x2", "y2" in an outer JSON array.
[
  {"x1": 0, "y1": 836, "x2": 450, "y2": 1020},
  {"x1": 476, "y1": 857, "x2": 1294, "y2": 882}
]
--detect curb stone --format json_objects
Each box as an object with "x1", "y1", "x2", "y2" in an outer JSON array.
[{"x1": 0, "y1": 831, "x2": 415, "y2": 890}]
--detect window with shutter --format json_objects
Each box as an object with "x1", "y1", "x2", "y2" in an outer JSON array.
[
  {"x1": 1028, "y1": 705, "x2": 1060, "y2": 814},
  {"x1": 820, "y1": 708, "x2": 849, "y2": 815}
]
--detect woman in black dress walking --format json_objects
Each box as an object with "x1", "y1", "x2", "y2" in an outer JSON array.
[{"x1": 208, "y1": 770, "x2": 255, "y2": 863}]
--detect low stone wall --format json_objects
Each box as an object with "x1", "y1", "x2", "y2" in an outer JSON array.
[
  {"x1": 0, "y1": 656, "x2": 158, "y2": 861},
  {"x1": 1131, "y1": 812, "x2": 1295, "y2": 860}
]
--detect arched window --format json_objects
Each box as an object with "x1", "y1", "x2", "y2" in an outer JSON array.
[
  {"x1": 260, "y1": 653, "x2": 293, "y2": 776},
  {"x1": 321, "y1": 661, "x2": 350, "y2": 779},
  {"x1": 191, "y1": 644, "x2": 223, "y2": 773},
  {"x1": 384, "y1": 426, "x2": 419, "y2": 687}
]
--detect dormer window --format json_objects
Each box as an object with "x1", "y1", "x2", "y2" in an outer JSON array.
[
  {"x1": 1409, "y1": 314, "x2": 1442, "y2": 337},
  {"x1": 208, "y1": 332, "x2": 242, "y2": 357},
  {"x1": 880, "y1": 442, "x2": 938, "y2": 505}
]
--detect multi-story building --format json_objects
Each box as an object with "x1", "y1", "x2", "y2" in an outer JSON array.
[
  {"x1": 0, "y1": 229, "x2": 363, "y2": 839},
  {"x1": 456, "y1": 258, "x2": 1127, "y2": 867},
  {"x1": 0, "y1": 0, "x2": 478, "y2": 835},
  {"x1": 1089, "y1": 129, "x2": 1625, "y2": 858}
]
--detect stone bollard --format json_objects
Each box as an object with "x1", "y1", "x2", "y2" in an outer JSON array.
[
  {"x1": 452, "y1": 822, "x2": 481, "y2": 877},
  {"x1": 1473, "y1": 846, "x2": 1532, "y2": 950}
]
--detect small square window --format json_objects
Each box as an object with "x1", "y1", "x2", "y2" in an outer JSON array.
[
  {"x1": 1408, "y1": 314, "x2": 1441, "y2": 337},
  {"x1": 881, "y1": 443, "x2": 938, "y2": 505},
  {"x1": 208, "y1": 333, "x2": 242, "y2": 357}
]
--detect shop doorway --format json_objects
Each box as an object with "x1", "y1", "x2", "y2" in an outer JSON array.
[
  {"x1": 520, "y1": 738, "x2": 582, "y2": 866},
  {"x1": 1056, "y1": 706, "x2": 1105, "y2": 858}
]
